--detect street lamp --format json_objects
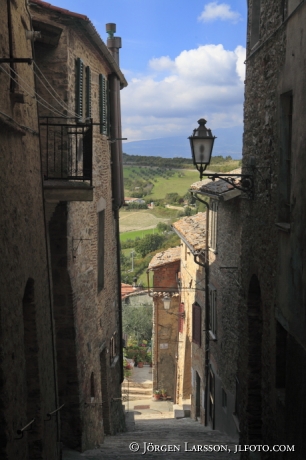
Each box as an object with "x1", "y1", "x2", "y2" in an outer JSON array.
[
  {"x1": 188, "y1": 118, "x2": 216, "y2": 179},
  {"x1": 189, "y1": 119, "x2": 254, "y2": 198},
  {"x1": 162, "y1": 295, "x2": 171, "y2": 310}
]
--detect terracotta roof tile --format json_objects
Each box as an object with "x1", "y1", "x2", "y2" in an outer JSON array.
[
  {"x1": 30, "y1": 0, "x2": 89, "y2": 20},
  {"x1": 172, "y1": 213, "x2": 206, "y2": 252},
  {"x1": 148, "y1": 246, "x2": 181, "y2": 269}
]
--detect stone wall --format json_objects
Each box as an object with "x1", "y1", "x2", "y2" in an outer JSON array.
[
  {"x1": 151, "y1": 261, "x2": 180, "y2": 398},
  {"x1": 31, "y1": 7, "x2": 125, "y2": 451},
  {"x1": 238, "y1": 1, "x2": 306, "y2": 457},
  {"x1": 0, "y1": 1, "x2": 59, "y2": 459}
]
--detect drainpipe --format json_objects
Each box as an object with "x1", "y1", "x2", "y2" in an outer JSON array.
[
  {"x1": 191, "y1": 192, "x2": 210, "y2": 426},
  {"x1": 106, "y1": 23, "x2": 124, "y2": 208},
  {"x1": 146, "y1": 270, "x2": 158, "y2": 391},
  {"x1": 106, "y1": 24, "x2": 124, "y2": 382}
]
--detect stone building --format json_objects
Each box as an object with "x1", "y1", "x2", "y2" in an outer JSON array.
[
  {"x1": 237, "y1": 1, "x2": 306, "y2": 458},
  {"x1": 189, "y1": 175, "x2": 241, "y2": 439},
  {"x1": 147, "y1": 247, "x2": 181, "y2": 400},
  {"x1": 29, "y1": 0, "x2": 127, "y2": 452},
  {"x1": 172, "y1": 213, "x2": 206, "y2": 421},
  {"x1": 0, "y1": 1, "x2": 59, "y2": 458}
]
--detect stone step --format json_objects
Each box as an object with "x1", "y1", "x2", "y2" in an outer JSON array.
[{"x1": 173, "y1": 403, "x2": 191, "y2": 418}]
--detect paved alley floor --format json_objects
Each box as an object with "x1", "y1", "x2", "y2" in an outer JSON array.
[{"x1": 63, "y1": 366, "x2": 240, "y2": 459}]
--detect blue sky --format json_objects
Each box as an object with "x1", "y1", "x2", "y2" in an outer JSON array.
[{"x1": 53, "y1": 1, "x2": 247, "y2": 142}]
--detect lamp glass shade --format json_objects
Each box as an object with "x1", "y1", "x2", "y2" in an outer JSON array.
[
  {"x1": 190, "y1": 136, "x2": 214, "y2": 166},
  {"x1": 163, "y1": 296, "x2": 171, "y2": 310}
]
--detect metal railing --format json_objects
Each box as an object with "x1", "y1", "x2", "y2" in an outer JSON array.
[{"x1": 40, "y1": 117, "x2": 93, "y2": 185}]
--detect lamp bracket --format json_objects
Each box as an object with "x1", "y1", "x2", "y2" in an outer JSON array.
[{"x1": 202, "y1": 172, "x2": 254, "y2": 199}]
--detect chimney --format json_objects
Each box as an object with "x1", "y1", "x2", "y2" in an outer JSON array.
[{"x1": 106, "y1": 23, "x2": 122, "y2": 66}]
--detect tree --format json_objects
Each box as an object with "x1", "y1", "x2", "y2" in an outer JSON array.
[
  {"x1": 135, "y1": 234, "x2": 164, "y2": 257},
  {"x1": 122, "y1": 305, "x2": 153, "y2": 342}
]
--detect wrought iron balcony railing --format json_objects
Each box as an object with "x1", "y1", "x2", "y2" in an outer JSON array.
[{"x1": 40, "y1": 117, "x2": 93, "y2": 185}]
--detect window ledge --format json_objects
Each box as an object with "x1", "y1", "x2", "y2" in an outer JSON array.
[
  {"x1": 209, "y1": 330, "x2": 217, "y2": 341},
  {"x1": 275, "y1": 222, "x2": 291, "y2": 232}
]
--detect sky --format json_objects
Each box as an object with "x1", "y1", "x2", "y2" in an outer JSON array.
[{"x1": 53, "y1": 1, "x2": 247, "y2": 143}]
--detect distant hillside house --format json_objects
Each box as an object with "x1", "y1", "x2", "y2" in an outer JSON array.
[{"x1": 125, "y1": 197, "x2": 146, "y2": 205}]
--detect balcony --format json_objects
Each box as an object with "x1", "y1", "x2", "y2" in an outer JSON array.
[{"x1": 40, "y1": 117, "x2": 93, "y2": 202}]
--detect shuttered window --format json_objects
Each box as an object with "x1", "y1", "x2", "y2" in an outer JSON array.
[
  {"x1": 209, "y1": 200, "x2": 218, "y2": 251},
  {"x1": 85, "y1": 66, "x2": 92, "y2": 119},
  {"x1": 209, "y1": 285, "x2": 217, "y2": 338},
  {"x1": 98, "y1": 210, "x2": 105, "y2": 292},
  {"x1": 192, "y1": 303, "x2": 201, "y2": 346},
  {"x1": 99, "y1": 74, "x2": 109, "y2": 135},
  {"x1": 76, "y1": 58, "x2": 84, "y2": 118}
]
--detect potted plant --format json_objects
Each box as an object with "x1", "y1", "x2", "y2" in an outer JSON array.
[
  {"x1": 145, "y1": 351, "x2": 152, "y2": 366},
  {"x1": 153, "y1": 390, "x2": 161, "y2": 400},
  {"x1": 161, "y1": 389, "x2": 167, "y2": 400},
  {"x1": 136, "y1": 354, "x2": 144, "y2": 368}
]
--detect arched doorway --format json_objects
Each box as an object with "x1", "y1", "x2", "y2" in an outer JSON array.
[{"x1": 247, "y1": 275, "x2": 262, "y2": 443}]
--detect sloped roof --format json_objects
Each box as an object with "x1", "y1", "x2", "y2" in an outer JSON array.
[
  {"x1": 172, "y1": 213, "x2": 206, "y2": 252},
  {"x1": 148, "y1": 246, "x2": 181, "y2": 270},
  {"x1": 29, "y1": 0, "x2": 127, "y2": 88},
  {"x1": 190, "y1": 168, "x2": 242, "y2": 200}
]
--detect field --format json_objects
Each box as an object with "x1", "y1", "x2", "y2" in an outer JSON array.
[
  {"x1": 119, "y1": 207, "x2": 177, "y2": 234},
  {"x1": 123, "y1": 166, "x2": 200, "y2": 200},
  {"x1": 120, "y1": 227, "x2": 160, "y2": 242},
  {"x1": 119, "y1": 211, "x2": 169, "y2": 233}
]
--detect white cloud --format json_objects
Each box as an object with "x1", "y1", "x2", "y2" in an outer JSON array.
[
  {"x1": 198, "y1": 2, "x2": 242, "y2": 24},
  {"x1": 121, "y1": 44, "x2": 246, "y2": 141}
]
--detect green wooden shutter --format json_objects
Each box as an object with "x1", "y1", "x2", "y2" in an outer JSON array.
[
  {"x1": 76, "y1": 58, "x2": 84, "y2": 118},
  {"x1": 85, "y1": 66, "x2": 91, "y2": 119},
  {"x1": 99, "y1": 74, "x2": 108, "y2": 135}
]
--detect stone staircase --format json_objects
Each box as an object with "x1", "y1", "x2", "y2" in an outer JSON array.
[{"x1": 121, "y1": 378, "x2": 152, "y2": 401}]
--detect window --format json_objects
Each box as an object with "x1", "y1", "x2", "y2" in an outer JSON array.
[
  {"x1": 209, "y1": 201, "x2": 218, "y2": 251},
  {"x1": 85, "y1": 66, "x2": 92, "y2": 119},
  {"x1": 97, "y1": 210, "x2": 105, "y2": 292},
  {"x1": 209, "y1": 284, "x2": 217, "y2": 338},
  {"x1": 99, "y1": 74, "x2": 109, "y2": 135},
  {"x1": 250, "y1": 0, "x2": 261, "y2": 49},
  {"x1": 76, "y1": 59, "x2": 91, "y2": 120},
  {"x1": 278, "y1": 92, "x2": 293, "y2": 223},
  {"x1": 178, "y1": 302, "x2": 185, "y2": 333},
  {"x1": 192, "y1": 303, "x2": 201, "y2": 346}
]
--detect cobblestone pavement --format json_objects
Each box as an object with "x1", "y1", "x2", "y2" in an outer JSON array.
[
  {"x1": 63, "y1": 415, "x2": 240, "y2": 459},
  {"x1": 63, "y1": 366, "x2": 240, "y2": 459}
]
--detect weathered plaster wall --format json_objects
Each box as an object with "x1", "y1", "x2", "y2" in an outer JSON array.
[{"x1": 0, "y1": 1, "x2": 58, "y2": 459}]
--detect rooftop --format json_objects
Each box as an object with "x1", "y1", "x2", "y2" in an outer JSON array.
[
  {"x1": 172, "y1": 213, "x2": 206, "y2": 252},
  {"x1": 148, "y1": 246, "x2": 181, "y2": 270},
  {"x1": 121, "y1": 283, "x2": 137, "y2": 299},
  {"x1": 190, "y1": 168, "x2": 242, "y2": 200},
  {"x1": 29, "y1": 0, "x2": 127, "y2": 88}
]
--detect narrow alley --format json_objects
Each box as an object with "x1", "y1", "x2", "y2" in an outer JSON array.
[{"x1": 63, "y1": 366, "x2": 240, "y2": 459}]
